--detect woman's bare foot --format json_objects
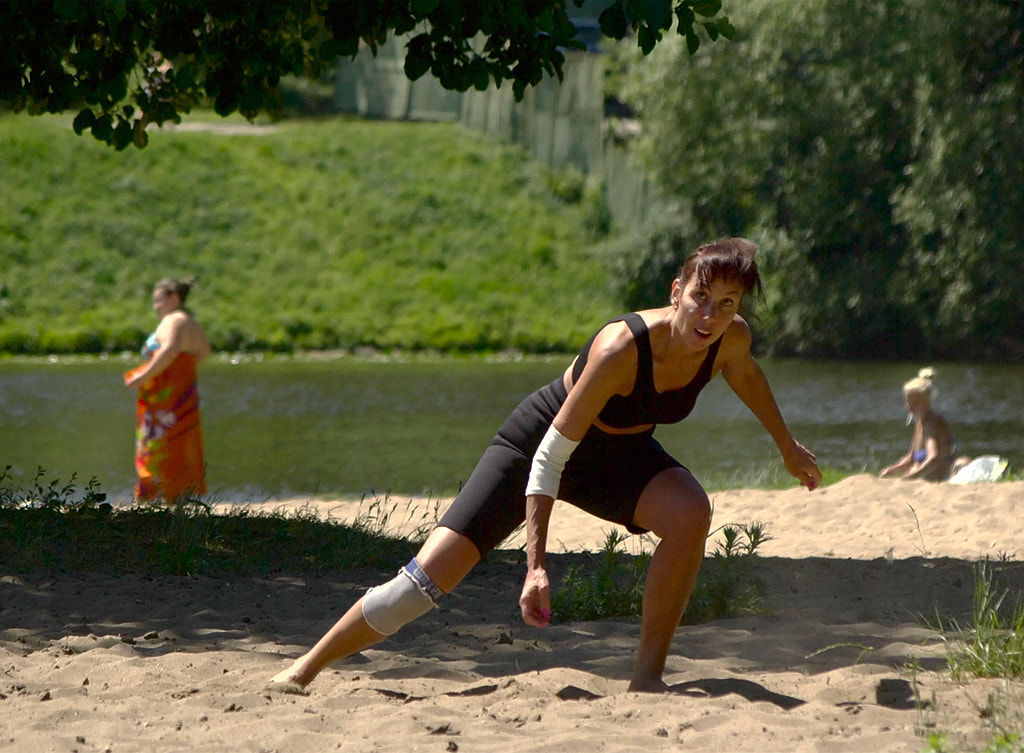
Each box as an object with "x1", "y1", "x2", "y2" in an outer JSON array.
[
  {"x1": 266, "y1": 664, "x2": 311, "y2": 695},
  {"x1": 627, "y1": 677, "x2": 670, "y2": 693}
]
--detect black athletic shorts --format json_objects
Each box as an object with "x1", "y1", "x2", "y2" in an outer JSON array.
[{"x1": 438, "y1": 377, "x2": 686, "y2": 555}]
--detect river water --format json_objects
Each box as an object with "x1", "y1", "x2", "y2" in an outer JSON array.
[{"x1": 1, "y1": 355, "x2": 1020, "y2": 501}]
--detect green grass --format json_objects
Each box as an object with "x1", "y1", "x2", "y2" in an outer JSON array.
[
  {"x1": 684, "y1": 520, "x2": 772, "y2": 623},
  {"x1": 0, "y1": 113, "x2": 615, "y2": 354},
  {"x1": 0, "y1": 466, "x2": 420, "y2": 576}
]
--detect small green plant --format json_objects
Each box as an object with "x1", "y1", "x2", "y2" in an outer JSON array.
[
  {"x1": 153, "y1": 497, "x2": 215, "y2": 576},
  {"x1": 921, "y1": 732, "x2": 951, "y2": 752},
  {"x1": 683, "y1": 522, "x2": 771, "y2": 624},
  {"x1": 3, "y1": 465, "x2": 109, "y2": 511},
  {"x1": 551, "y1": 521, "x2": 771, "y2": 624},
  {"x1": 552, "y1": 529, "x2": 650, "y2": 621},
  {"x1": 352, "y1": 493, "x2": 438, "y2": 545},
  {"x1": 918, "y1": 686, "x2": 1024, "y2": 753},
  {"x1": 545, "y1": 165, "x2": 587, "y2": 204}
]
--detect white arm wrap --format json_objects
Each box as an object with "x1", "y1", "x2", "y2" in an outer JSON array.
[{"x1": 526, "y1": 424, "x2": 580, "y2": 498}]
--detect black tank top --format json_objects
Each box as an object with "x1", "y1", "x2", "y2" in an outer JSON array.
[{"x1": 571, "y1": 313, "x2": 722, "y2": 428}]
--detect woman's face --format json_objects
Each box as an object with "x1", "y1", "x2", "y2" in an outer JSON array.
[
  {"x1": 152, "y1": 288, "x2": 180, "y2": 318},
  {"x1": 672, "y1": 274, "x2": 744, "y2": 350},
  {"x1": 904, "y1": 390, "x2": 930, "y2": 417}
]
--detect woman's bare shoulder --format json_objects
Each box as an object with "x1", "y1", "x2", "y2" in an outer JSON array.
[
  {"x1": 717, "y1": 316, "x2": 753, "y2": 357},
  {"x1": 925, "y1": 411, "x2": 953, "y2": 434},
  {"x1": 575, "y1": 319, "x2": 638, "y2": 391}
]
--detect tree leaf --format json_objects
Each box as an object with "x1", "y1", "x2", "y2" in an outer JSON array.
[
  {"x1": 692, "y1": 0, "x2": 723, "y2": 18},
  {"x1": 636, "y1": 0, "x2": 673, "y2": 30},
  {"x1": 72, "y1": 108, "x2": 96, "y2": 136},
  {"x1": 132, "y1": 118, "x2": 149, "y2": 149},
  {"x1": 53, "y1": 0, "x2": 85, "y2": 21},
  {"x1": 675, "y1": 4, "x2": 696, "y2": 32},
  {"x1": 685, "y1": 28, "x2": 700, "y2": 54},
  {"x1": 6, "y1": 0, "x2": 697, "y2": 150},
  {"x1": 410, "y1": 0, "x2": 441, "y2": 16},
  {"x1": 470, "y1": 58, "x2": 490, "y2": 91},
  {"x1": 404, "y1": 34, "x2": 432, "y2": 80},
  {"x1": 599, "y1": 3, "x2": 629, "y2": 40},
  {"x1": 90, "y1": 116, "x2": 112, "y2": 143},
  {"x1": 638, "y1": 25, "x2": 659, "y2": 55},
  {"x1": 111, "y1": 118, "x2": 133, "y2": 151},
  {"x1": 213, "y1": 84, "x2": 239, "y2": 117}
]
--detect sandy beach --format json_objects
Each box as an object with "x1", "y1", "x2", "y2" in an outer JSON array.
[{"x1": 2, "y1": 474, "x2": 1023, "y2": 752}]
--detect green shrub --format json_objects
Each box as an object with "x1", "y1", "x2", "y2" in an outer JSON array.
[{"x1": 545, "y1": 165, "x2": 587, "y2": 204}]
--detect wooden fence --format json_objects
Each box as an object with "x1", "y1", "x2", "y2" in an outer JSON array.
[{"x1": 333, "y1": 39, "x2": 655, "y2": 230}]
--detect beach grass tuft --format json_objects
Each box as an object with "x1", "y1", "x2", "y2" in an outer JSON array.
[
  {"x1": 918, "y1": 562, "x2": 1024, "y2": 752},
  {"x1": 942, "y1": 561, "x2": 1024, "y2": 682}
]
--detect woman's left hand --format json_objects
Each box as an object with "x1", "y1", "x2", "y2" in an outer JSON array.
[
  {"x1": 783, "y1": 439, "x2": 822, "y2": 491},
  {"x1": 124, "y1": 371, "x2": 145, "y2": 390}
]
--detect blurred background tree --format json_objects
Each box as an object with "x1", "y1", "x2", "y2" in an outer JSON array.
[{"x1": 615, "y1": 0, "x2": 1023, "y2": 359}]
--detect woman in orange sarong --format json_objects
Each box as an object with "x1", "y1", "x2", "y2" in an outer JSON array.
[{"x1": 125, "y1": 277, "x2": 212, "y2": 503}]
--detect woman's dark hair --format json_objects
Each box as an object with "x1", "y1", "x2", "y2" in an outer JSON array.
[
  {"x1": 154, "y1": 276, "x2": 196, "y2": 305},
  {"x1": 678, "y1": 238, "x2": 764, "y2": 301}
]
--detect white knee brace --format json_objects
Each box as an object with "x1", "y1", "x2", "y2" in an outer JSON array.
[{"x1": 361, "y1": 558, "x2": 444, "y2": 636}]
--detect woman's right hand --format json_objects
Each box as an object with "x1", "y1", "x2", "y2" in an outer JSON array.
[{"x1": 519, "y1": 565, "x2": 551, "y2": 627}]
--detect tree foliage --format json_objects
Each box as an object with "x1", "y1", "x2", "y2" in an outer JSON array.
[
  {"x1": 0, "y1": 0, "x2": 733, "y2": 150},
  {"x1": 891, "y1": 1, "x2": 1024, "y2": 359},
  {"x1": 618, "y1": 0, "x2": 1024, "y2": 360}
]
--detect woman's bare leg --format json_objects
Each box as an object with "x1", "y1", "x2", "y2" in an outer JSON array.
[
  {"x1": 627, "y1": 467, "x2": 711, "y2": 692},
  {"x1": 269, "y1": 526, "x2": 481, "y2": 689}
]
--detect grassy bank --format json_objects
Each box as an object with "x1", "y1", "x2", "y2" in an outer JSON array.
[{"x1": 0, "y1": 113, "x2": 614, "y2": 354}]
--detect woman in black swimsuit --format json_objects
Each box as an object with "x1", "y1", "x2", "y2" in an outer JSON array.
[{"x1": 269, "y1": 237, "x2": 821, "y2": 694}]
